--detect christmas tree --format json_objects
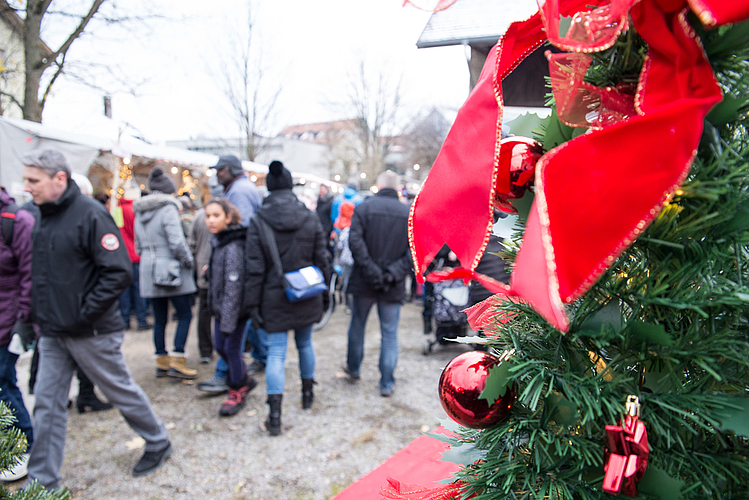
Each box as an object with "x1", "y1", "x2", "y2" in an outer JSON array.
[
  {"x1": 0, "y1": 401, "x2": 69, "y2": 499},
  {"x1": 399, "y1": 1, "x2": 749, "y2": 499}
]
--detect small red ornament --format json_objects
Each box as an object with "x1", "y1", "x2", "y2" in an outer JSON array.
[
  {"x1": 439, "y1": 351, "x2": 516, "y2": 429},
  {"x1": 493, "y1": 137, "x2": 543, "y2": 214},
  {"x1": 603, "y1": 396, "x2": 649, "y2": 497}
]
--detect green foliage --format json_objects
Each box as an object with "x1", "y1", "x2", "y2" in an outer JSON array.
[
  {"x1": 0, "y1": 402, "x2": 70, "y2": 500},
  {"x1": 442, "y1": 18, "x2": 749, "y2": 500}
]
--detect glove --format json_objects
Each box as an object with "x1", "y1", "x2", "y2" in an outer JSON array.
[
  {"x1": 322, "y1": 291, "x2": 331, "y2": 312},
  {"x1": 381, "y1": 271, "x2": 395, "y2": 293},
  {"x1": 250, "y1": 308, "x2": 265, "y2": 330},
  {"x1": 11, "y1": 321, "x2": 36, "y2": 351}
]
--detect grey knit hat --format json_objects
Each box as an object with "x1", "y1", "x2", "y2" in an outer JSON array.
[{"x1": 148, "y1": 167, "x2": 176, "y2": 194}]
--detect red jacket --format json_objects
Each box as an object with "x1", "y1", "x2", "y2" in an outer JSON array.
[{"x1": 118, "y1": 199, "x2": 140, "y2": 263}]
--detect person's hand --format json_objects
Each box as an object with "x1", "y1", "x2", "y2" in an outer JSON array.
[
  {"x1": 10, "y1": 321, "x2": 35, "y2": 351},
  {"x1": 201, "y1": 264, "x2": 208, "y2": 276},
  {"x1": 382, "y1": 271, "x2": 395, "y2": 292},
  {"x1": 250, "y1": 308, "x2": 265, "y2": 330}
]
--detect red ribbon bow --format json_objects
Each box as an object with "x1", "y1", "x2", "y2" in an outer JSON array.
[{"x1": 408, "y1": 0, "x2": 749, "y2": 332}]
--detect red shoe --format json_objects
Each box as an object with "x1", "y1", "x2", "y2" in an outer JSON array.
[{"x1": 219, "y1": 378, "x2": 257, "y2": 416}]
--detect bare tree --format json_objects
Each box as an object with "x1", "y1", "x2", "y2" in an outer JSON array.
[
  {"x1": 344, "y1": 58, "x2": 403, "y2": 183},
  {"x1": 1, "y1": 0, "x2": 159, "y2": 122},
  {"x1": 214, "y1": 2, "x2": 281, "y2": 162},
  {"x1": 401, "y1": 107, "x2": 450, "y2": 179}
]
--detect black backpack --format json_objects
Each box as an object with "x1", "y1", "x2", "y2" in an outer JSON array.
[{"x1": 1, "y1": 203, "x2": 19, "y2": 247}]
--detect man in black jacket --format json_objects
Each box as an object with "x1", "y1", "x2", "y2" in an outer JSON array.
[
  {"x1": 343, "y1": 170, "x2": 411, "y2": 397},
  {"x1": 21, "y1": 149, "x2": 171, "y2": 489}
]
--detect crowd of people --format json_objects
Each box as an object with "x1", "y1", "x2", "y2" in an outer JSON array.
[{"x1": 0, "y1": 148, "x2": 414, "y2": 491}]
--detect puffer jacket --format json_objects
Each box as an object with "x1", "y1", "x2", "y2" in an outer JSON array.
[
  {"x1": 207, "y1": 225, "x2": 248, "y2": 335},
  {"x1": 244, "y1": 189, "x2": 330, "y2": 333},
  {"x1": 0, "y1": 188, "x2": 34, "y2": 345},
  {"x1": 133, "y1": 193, "x2": 196, "y2": 298}
]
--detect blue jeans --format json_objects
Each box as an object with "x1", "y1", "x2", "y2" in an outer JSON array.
[
  {"x1": 215, "y1": 320, "x2": 266, "y2": 380},
  {"x1": 266, "y1": 325, "x2": 315, "y2": 395},
  {"x1": 119, "y1": 262, "x2": 148, "y2": 327},
  {"x1": 151, "y1": 294, "x2": 193, "y2": 355},
  {"x1": 0, "y1": 345, "x2": 33, "y2": 448},
  {"x1": 346, "y1": 296, "x2": 401, "y2": 392}
]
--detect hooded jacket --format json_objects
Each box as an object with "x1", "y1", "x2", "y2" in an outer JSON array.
[
  {"x1": 31, "y1": 181, "x2": 131, "y2": 337},
  {"x1": 244, "y1": 189, "x2": 330, "y2": 333},
  {"x1": 133, "y1": 193, "x2": 196, "y2": 298},
  {"x1": 207, "y1": 225, "x2": 247, "y2": 334},
  {"x1": 0, "y1": 188, "x2": 34, "y2": 345}
]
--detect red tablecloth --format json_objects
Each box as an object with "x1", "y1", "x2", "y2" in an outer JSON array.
[{"x1": 332, "y1": 428, "x2": 459, "y2": 499}]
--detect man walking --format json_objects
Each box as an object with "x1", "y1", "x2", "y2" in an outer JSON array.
[
  {"x1": 342, "y1": 171, "x2": 411, "y2": 397},
  {"x1": 199, "y1": 155, "x2": 267, "y2": 393},
  {"x1": 22, "y1": 149, "x2": 171, "y2": 489}
]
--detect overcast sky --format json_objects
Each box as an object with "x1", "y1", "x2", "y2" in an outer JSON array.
[{"x1": 39, "y1": 0, "x2": 471, "y2": 145}]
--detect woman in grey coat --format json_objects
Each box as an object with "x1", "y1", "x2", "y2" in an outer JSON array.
[{"x1": 134, "y1": 168, "x2": 197, "y2": 379}]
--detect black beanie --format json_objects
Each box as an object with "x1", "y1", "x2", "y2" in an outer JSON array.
[
  {"x1": 148, "y1": 167, "x2": 177, "y2": 194},
  {"x1": 266, "y1": 160, "x2": 293, "y2": 191}
]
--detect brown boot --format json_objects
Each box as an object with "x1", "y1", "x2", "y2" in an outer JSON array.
[
  {"x1": 168, "y1": 354, "x2": 197, "y2": 380},
  {"x1": 156, "y1": 355, "x2": 170, "y2": 378}
]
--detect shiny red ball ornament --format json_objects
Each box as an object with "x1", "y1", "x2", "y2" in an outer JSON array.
[
  {"x1": 439, "y1": 351, "x2": 516, "y2": 429},
  {"x1": 494, "y1": 136, "x2": 543, "y2": 213}
]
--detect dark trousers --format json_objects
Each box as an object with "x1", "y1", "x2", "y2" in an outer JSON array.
[
  {"x1": 197, "y1": 288, "x2": 213, "y2": 358},
  {"x1": 0, "y1": 345, "x2": 33, "y2": 448},
  {"x1": 119, "y1": 262, "x2": 148, "y2": 327},
  {"x1": 214, "y1": 319, "x2": 247, "y2": 389}
]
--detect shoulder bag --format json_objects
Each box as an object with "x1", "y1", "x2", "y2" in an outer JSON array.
[
  {"x1": 145, "y1": 225, "x2": 182, "y2": 287},
  {"x1": 253, "y1": 216, "x2": 327, "y2": 303}
]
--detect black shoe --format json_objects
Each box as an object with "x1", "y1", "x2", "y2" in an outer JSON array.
[
  {"x1": 342, "y1": 364, "x2": 360, "y2": 381},
  {"x1": 137, "y1": 323, "x2": 152, "y2": 332},
  {"x1": 301, "y1": 378, "x2": 315, "y2": 410},
  {"x1": 265, "y1": 394, "x2": 283, "y2": 436},
  {"x1": 132, "y1": 441, "x2": 172, "y2": 477},
  {"x1": 76, "y1": 394, "x2": 114, "y2": 413},
  {"x1": 246, "y1": 359, "x2": 265, "y2": 376},
  {"x1": 197, "y1": 375, "x2": 229, "y2": 394}
]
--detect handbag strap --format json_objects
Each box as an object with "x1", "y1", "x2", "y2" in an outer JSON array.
[
  {"x1": 252, "y1": 216, "x2": 284, "y2": 281},
  {"x1": 143, "y1": 222, "x2": 156, "y2": 262}
]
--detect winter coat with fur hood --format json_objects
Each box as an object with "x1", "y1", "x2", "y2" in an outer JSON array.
[{"x1": 133, "y1": 192, "x2": 197, "y2": 298}]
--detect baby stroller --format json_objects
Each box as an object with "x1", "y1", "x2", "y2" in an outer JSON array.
[{"x1": 422, "y1": 278, "x2": 469, "y2": 355}]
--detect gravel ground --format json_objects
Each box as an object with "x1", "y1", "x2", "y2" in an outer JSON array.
[{"x1": 10, "y1": 300, "x2": 471, "y2": 500}]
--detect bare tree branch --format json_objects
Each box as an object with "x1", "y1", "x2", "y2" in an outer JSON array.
[{"x1": 213, "y1": 1, "x2": 281, "y2": 162}]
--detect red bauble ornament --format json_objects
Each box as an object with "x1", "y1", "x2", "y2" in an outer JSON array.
[
  {"x1": 439, "y1": 351, "x2": 516, "y2": 429},
  {"x1": 494, "y1": 136, "x2": 543, "y2": 213}
]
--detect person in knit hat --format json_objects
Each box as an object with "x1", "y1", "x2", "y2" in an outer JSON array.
[
  {"x1": 147, "y1": 167, "x2": 177, "y2": 194},
  {"x1": 134, "y1": 167, "x2": 197, "y2": 381},
  {"x1": 244, "y1": 159, "x2": 330, "y2": 435},
  {"x1": 265, "y1": 160, "x2": 294, "y2": 191}
]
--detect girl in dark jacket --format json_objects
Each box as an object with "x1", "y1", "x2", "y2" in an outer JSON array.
[
  {"x1": 245, "y1": 161, "x2": 330, "y2": 436},
  {"x1": 205, "y1": 199, "x2": 257, "y2": 416}
]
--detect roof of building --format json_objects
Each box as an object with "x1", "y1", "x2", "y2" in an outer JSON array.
[
  {"x1": 278, "y1": 119, "x2": 358, "y2": 144},
  {"x1": 416, "y1": 0, "x2": 539, "y2": 49}
]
